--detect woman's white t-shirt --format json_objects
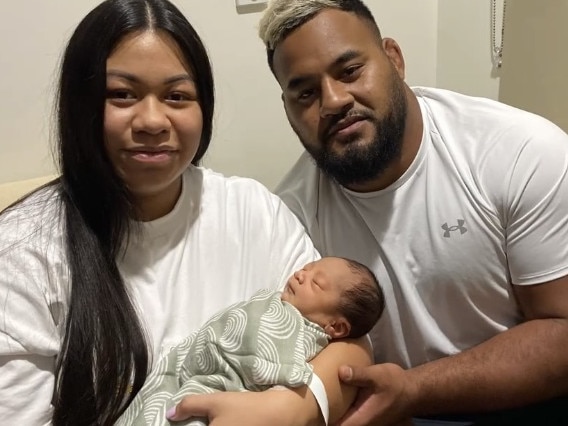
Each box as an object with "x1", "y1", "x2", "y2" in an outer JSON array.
[{"x1": 0, "y1": 166, "x2": 319, "y2": 425}]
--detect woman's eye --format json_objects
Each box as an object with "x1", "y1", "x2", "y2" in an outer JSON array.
[
  {"x1": 166, "y1": 92, "x2": 189, "y2": 102},
  {"x1": 106, "y1": 90, "x2": 135, "y2": 101}
]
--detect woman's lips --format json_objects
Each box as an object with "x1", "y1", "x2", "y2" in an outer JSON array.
[{"x1": 127, "y1": 150, "x2": 176, "y2": 163}]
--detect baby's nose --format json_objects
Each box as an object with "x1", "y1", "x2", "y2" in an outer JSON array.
[{"x1": 294, "y1": 270, "x2": 304, "y2": 283}]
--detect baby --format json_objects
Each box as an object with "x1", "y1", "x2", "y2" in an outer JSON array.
[
  {"x1": 117, "y1": 256, "x2": 384, "y2": 426},
  {"x1": 280, "y1": 256, "x2": 384, "y2": 339}
]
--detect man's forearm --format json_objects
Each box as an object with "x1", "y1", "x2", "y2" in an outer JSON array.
[{"x1": 407, "y1": 318, "x2": 568, "y2": 416}]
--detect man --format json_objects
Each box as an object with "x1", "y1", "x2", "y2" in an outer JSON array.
[{"x1": 258, "y1": 0, "x2": 568, "y2": 425}]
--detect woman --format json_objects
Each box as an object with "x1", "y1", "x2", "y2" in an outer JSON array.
[{"x1": 0, "y1": 0, "x2": 370, "y2": 425}]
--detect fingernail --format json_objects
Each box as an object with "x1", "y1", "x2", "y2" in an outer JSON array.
[
  {"x1": 340, "y1": 365, "x2": 353, "y2": 380},
  {"x1": 166, "y1": 406, "x2": 177, "y2": 420}
]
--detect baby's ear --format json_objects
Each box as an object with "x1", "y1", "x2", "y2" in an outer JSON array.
[{"x1": 324, "y1": 318, "x2": 351, "y2": 339}]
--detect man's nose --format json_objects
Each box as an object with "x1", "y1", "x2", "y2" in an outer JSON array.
[{"x1": 319, "y1": 77, "x2": 354, "y2": 118}]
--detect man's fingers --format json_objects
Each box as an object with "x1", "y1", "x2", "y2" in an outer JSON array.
[
  {"x1": 334, "y1": 391, "x2": 379, "y2": 426},
  {"x1": 339, "y1": 365, "x2": 377, "y2": 388}
]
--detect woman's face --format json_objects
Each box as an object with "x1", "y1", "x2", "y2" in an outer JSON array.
[{"x1": 104, "y1": 30, "x2": 203, "y2": 219}]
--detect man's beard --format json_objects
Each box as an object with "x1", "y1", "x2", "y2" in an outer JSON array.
[{"x1": 294, "y1": 75, "x2": 408, "y2": 188}]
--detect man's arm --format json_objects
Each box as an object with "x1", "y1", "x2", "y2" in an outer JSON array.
[
  {"x1": 337, "y1": 274, "x2": 568, "y2": 425},
  {"x1": 409, "y1": 274, "x2": 568, "y2": 412},
  {"x1": 168, "y1": 337, "x2": 373, "y2": 425}
]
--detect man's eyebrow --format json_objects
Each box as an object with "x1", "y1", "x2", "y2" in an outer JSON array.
[
  {"x1": 285, "y1": 49, "x2": 362, "y2": 91},
  {"x1": 287, "y1": 75, "x2": 311, "y2": 92},
  {"x1": 334, "y1": 49, "x2": 362, "y2": 66},
  {"x1": 106, "y1": 70, "x2": 193, "y2": 84}
]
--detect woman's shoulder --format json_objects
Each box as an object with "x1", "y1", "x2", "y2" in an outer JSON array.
[
  {"x1": 189, "y1": 166, "x2": 282, "y2": 206},
  {"x1": 196, "y1": 166, "x2": 272, "y2": 190},
  {"x1": 0, "y1": 184, "x2": 64, "y2": 248}
]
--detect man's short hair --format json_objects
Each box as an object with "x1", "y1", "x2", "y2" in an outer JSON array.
[{"x1": 258, "y1": 0, "x2": 381, "y2": 73}]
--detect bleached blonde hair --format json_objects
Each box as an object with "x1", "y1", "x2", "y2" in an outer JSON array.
[
  {"x1": 258, "y1": 0, "x2": 381, "y2": 71},
  {"x1": 259, "y1": 0, "x2": 341, "y2": 50}
]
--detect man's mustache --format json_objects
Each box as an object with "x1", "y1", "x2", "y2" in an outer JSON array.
[{"x1": 323, "y1": 110, "x2": 374, "y2": 141}]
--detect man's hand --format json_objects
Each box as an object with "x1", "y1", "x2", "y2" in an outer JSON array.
[{"x1": 335, "y1": 363, "x2": 415, "y2": 426}]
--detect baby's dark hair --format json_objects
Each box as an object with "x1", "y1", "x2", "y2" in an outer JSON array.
[{"x1": 338, "y1": 258, "x2": 384, "y2": 338}]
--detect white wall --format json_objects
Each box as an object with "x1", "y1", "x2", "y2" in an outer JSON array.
[{"x1": 1, "y1": 0, "x2": 495, "y2": 190}]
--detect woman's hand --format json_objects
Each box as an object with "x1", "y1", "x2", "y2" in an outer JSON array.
[{"x1": 167, "y1": 387, "x2": 322, "y2": 426}]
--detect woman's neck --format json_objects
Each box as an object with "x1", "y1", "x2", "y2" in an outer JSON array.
[{"x1": 133, "y1": 178, "x2": 183, "y2": 222}]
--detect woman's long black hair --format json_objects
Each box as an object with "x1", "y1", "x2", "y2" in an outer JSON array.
[{"x1": 53, "y1": 1, "x2": 214, "y2": 424}]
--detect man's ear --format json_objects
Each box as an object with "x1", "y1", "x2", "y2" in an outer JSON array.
[
  {"x1": 382, "y1": 37, "x2": 406, "y2": 80},
  {"x1": 324, "y1": 318, "x2": 351, "y2": 339}
]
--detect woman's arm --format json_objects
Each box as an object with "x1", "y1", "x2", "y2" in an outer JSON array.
[
  {"x1": 168, "y1": 337, "x2": 373, "y2": 425},
  {"x1": 0, "y1": 195, "x2": 64, "y2": 424},
  {"x1": 0, "y1": 355, "x2": 55, "y2": 425}
]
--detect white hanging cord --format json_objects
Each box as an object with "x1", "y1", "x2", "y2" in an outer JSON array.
[{"x1": 491, "y1": 0, "x2": 507, "y2": 68}]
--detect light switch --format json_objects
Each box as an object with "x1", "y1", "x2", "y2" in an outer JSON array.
[{"x1": 236, "y1": 0, "x2": 267, "y2": 6}]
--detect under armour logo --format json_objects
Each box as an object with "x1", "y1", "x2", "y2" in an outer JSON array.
[{"x1": 442, "y1": 220, "x2": 467, "y2": 238}]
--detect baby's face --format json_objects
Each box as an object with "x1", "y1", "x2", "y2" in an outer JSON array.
[{"x1": 281, "y1": 257, "x2": 353, "y2": 327}]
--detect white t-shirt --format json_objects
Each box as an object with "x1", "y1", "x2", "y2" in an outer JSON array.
[
  {"x1": 276, "y1": 87, "x2": 568, "y2": 369},
  {"x1": 0, "y1": 166, "x2": 319, "y2": 425}
]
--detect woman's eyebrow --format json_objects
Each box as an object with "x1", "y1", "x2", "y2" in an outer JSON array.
[
  {"x1": 106, "y1": 70, "x2": 193, "y2": 84},
  {"x1": 163, "y1": 74, "x2": 194, "y2": 84}
]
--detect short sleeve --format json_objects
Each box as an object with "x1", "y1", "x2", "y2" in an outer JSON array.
[{"x1": 504, "y1": 121, "x2": 568, "y2": 284}]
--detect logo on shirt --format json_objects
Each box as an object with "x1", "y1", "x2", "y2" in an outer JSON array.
[{"x1": 442, "y1": 219, "x2": 467, "y2": 238}]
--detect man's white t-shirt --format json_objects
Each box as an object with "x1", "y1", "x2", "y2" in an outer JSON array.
[
  {"x1": 277, "y1": 87, "x2": 568, "y2": 369},
  {"x1": 0, "y1": 166, "x2": 319, "y2": 425}
]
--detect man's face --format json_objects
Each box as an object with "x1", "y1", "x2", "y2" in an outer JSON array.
[{"x1": 272, "y1": 9, "x2": 408, "y2": 188}]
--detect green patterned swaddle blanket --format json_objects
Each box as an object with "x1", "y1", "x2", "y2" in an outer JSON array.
[{"x1": 116, "y1": 289, "x2": 330, "y2": 426}]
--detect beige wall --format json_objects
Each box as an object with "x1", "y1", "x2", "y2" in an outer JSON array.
[
  {"x1": 437, "y1": 0, "x2": 501, "y2": 100},
  {"x1": 0, "y1": 0, "x2": 494, "y2": 190},
  {"x1": 498, "y1": 0, "x2": 568, "y2": 133}
]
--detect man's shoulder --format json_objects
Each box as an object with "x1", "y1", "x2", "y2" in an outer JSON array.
[
  {"x1": 413, "y1": 86, "x2": 559, "y2": 126},
  {"x1": 413, "y1": 86, "x2": 506, "y2": 114},
  {"x1": 413, "y1": 86, "x2": 567, "y2": 149},
  {"x1": 274, "y1": 152, "x2": 323, "y2": 223}
]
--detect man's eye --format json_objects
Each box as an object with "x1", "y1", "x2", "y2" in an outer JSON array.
[
  {"x1": 298, "y1": 89, "x2": 315, "y2": 101},
  {"x1": 343, "y1": 65, "x2": 362, "y2": 79}
]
